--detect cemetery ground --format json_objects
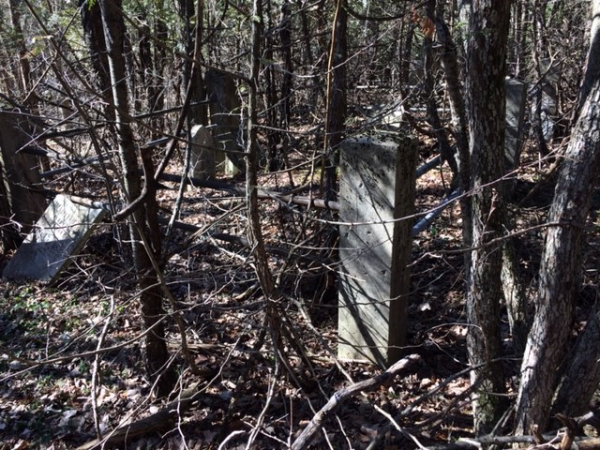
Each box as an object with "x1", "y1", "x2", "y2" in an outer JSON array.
[{"x1": 0, "y1": 134, "x2": 599, "y2": 449}]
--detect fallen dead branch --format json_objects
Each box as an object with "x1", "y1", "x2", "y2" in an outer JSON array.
[
  {"x1": 290, "y1": 354, "x2": 421, "y2": 450},
  {"x1": 75, "y1": 378, "x2": 213, "y2": 450},
  {"x1": 426, "y1": 435, "x2": 600, "y2": 450}
]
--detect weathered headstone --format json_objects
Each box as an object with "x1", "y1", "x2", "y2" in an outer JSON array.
[
  {"x1": 0, "y1": 110, "x2": 46, "y2": 249},
  {"x1": 338, "y1": 134, "x2": 417, "y2": 366},
  {"x1": 504, "y1": 79, "x2": 527, "y2": 172},
  {"x1": 189, "y1": 125, "x2": 216, "y2": 181},
  {"x1": 205, "y1": 69, "x2": 245, "y2": 175},
  {"x1": 3, "y1": 195, "x2": 106, "y2": 283}
]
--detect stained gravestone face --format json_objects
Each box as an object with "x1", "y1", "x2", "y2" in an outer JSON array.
[
  {"x1": 3, "y1": 195, "x2": 106, "y2": 283},
  {"x1": 189, "y1": 125, "x2": 216, "y2": 180},
  {"x1": 540, "y1": 59, "x2": 560, "y2": 141},
  {"x1": 205, "y1": 69, "x2": 245, "y2": 174},
  {"x1": 338, "y1": 134, "x2": 416, "y2": 366}
]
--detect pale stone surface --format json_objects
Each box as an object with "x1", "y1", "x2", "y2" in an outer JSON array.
[
  {"x1": 505, "y1": 79, "x2": 527, "y2": 171},
  {"x1": 205, "y1": 69, "x2": 245, "y2": 174},
  {"x1": 338, "y1": 134, "x2": 416, "y2": 366},
  {"x1": 3, "y1": 195, "x2": 107, "y2": 283},
  {"x1": 189, "y1": 125, "x2": 216, "y2": 180},
  {"x1": 541, "y1": 59, "x2": 560, "y2": 141}
]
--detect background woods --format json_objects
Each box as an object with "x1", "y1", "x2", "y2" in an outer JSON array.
[{"x1": 1, "y1": 0, "x2": 600, "y2": 449}]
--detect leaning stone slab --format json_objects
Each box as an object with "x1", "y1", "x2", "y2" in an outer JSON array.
[
  {"x1": 338, "y1": 133, "x2": 416, "y2": 367},
  {"x1": 3, "y1": 195, "x2": 107, "y2": 283}
]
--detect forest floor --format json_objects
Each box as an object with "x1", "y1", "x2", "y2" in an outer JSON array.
[{"x1": 0, "y1": 113, "x2": 598, "y2": 449}]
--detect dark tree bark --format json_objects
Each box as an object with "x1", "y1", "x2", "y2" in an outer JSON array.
[
  {"x1": 552, "y1": 307, "x2": 600, "y2": 417},
  {"x1": 151, "y1": 0, "x2": 168, "y2": 129},
  {"x1": 514, "y1": 0, "x2": 527, "y2": 78},
  {"x1": 99, "y1": 0, "x2": 176, "y2": 397},
  {"x1": 297, "y1": 0, "x2": 321, "y2": 110},
  {"x1": 8, "y1": 0, "x2": 48, "y2": 170},
  {"x1": 531, "y1": 0, "x2": 551, "y2": 156},
  {"x1": 0, "y1": 17, "x2": 18, "y2": 93},
  {"x1": 515, "y1": 14, "x2": 600, "y2": 431},
  {"x1": 137, "y1": 10, "x2": 153, "y2": 121},
  {"x1": 0, "y1": 111, "x2": 46, "y2": 249},
  {"x1": 80, "y1": 0, "x2": 114, "y2": 122},
  {"x1": 575, "y1": 0, "x2": 600, "y2": 119},
  {"x1": 400, "y1": 21, "x2": 415, "y2": 97},
  {"x1": 501, "y1": 239, "x2": 529, "y2": 354},
  {"x1": 264, "y1": 0, "x2": 281, "y2": 171},
  {"x1": 423, "y1": 0, "x2": 458, "y2": 189},
  {"x1": 194, "y1": 0, "x2": 207, "y2": 127},
  {"x1": 323, "y1": 0, "x2": 346, "y2": 201},
  {"x1": 435, "y1": 1, "x2": 471, "y2": 246},
  {"x1": 464, "y1": 0, "x2": 512, "y2": 435},
  {"x1": 279, "y1": 0, "x2": 293, "y2": 129},
  {"x1": 8, "y1": 0, "x2": 31, "y2": 96}
]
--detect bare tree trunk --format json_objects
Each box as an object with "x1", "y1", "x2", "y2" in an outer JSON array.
[
  {"x1": 138, "y1": 10, "x2": 153, "y2": 124},
  {"x1": 515, "y1": 17, "x2": 600, "y2": 431},
  {"x1": 8, "y1": 0, "x2": 48, "y2": 170},
  {"x1": 435, "y1": 1, "x2": 471, "y2": 247},
  {"x1": 552, "y1": 307, "x2": 600, "y2": 417},
  {"x1": 424, "y1": 0, "x2": 458, "y2": 189},
  {"x1": 323, "y1": 0, "x2": 346, "y2": 201},
  {"x1": 246, "y1": 0, "x2": 286, "y2": 377},
  {"x1": 297, "y1": 0, "x2": 321, "y2": 111},
  {"x1": 514, "y1": 0, "x2": 527, "y2": 79},
  {"x1": 531, "y1": 0, "x2": 550, "y2": 156},
  {"x1": 150, "y1": 0, "x2": 168, "y2": 137},
  {"x1": 501, "y1": 240, "x2": 529, "y2": 354},
  {"x1": 575, "y1": 0, "x2": 600, "y2": 119},
  {"x1": 80, "y1": 0, "x2": 115, "y2": 122},
  {"x1": 464, "y1": 0, "x2": 512, "y2": 434},
  {"x1": 99, "y1": 0, "x2": 175, "y2": 397},
  {"x1": 8, "y1": 0, "x2": 32, "y2": 97},
  {"x1": 400, "y1": 22, "x2": 415, "y2": 97},
  {"x1": 279, "y1": 0, "x2": 293, "y2": 129},
  {"x1": 264, "y1": 0, "x2": 281, "y2": 171}
]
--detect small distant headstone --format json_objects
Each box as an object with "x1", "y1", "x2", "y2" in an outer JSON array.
[
  {"x1": 529, "y1": 59, "x2": 560, "y2": 145},
  {"x1": 541, "y1": 59, "x2": 560, "y2": 142},
  {"x1": 338, "y1": 133, "x2": 417, "y2": 366},
  {"x1": 189, "y1": 125, "x2": 216, "y2": 180},
  {"x1": 504, "y1": 79, "x2": 527, "y2": 172},
  {"x1": 205, "y1": 69, "x2": 245, "y2": 175},
  {"x1": 3, "y1": 195, "x2": 107, "y2": 283}
]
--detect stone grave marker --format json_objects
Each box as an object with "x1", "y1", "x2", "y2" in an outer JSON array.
[
  {"x1": 338, "y1": 134, "x2": 417, "y2": 366},
  {"x1": 541, "y1": 58, "x2": 560, "y2": 141},
  {"x1": 205, "y1": 69, "x2": 245, "y2": 175},
  {"x1": 3, "y1": 195, "x2": 107, "y2": 283},
  {"x1": 189, "y1": 125, "x2": 216, "y2": 180},
  {"x1": 504, "y1": 79, "x2": 527, "y2": 172}
]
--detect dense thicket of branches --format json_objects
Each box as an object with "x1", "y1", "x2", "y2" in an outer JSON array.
[{"x1": 1, "y1": 0, "x2": 599, "y2": 448}]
